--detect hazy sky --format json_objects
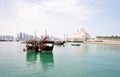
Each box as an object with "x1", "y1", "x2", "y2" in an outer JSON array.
[{"x1": 0, "y1": 0, "x2": 120, "y2": 38}]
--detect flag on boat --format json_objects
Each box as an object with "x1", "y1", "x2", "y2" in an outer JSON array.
[{"x1": 42, "y1": 36, "x2": 48, "y2": 41}]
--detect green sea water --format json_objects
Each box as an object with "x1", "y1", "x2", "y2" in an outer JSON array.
[{"x1": 0, "y1": 42, "x2": 120, "y2": 77}]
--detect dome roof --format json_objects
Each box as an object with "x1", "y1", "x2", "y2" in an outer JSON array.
[{"x1": 73, "y1": 28, "x2": 90, "y2": 38}]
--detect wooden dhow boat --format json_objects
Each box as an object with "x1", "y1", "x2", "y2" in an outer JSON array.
[{"x1": 25, "y1": 40, "x2": 54, "y2": 52}]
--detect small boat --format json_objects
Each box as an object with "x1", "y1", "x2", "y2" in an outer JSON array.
[
  {"x1": 54, "y1": 41, "x2": 65, "y2": 45},
  {"x1": 71, "y1": 43, "x2": 80, "y2": 46}
]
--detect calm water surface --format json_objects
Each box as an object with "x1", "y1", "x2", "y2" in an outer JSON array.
[{"x1": 0, "y1": 42, "x2": 120, "y2": 77}]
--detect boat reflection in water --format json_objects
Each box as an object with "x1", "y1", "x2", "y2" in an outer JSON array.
[
  {"x1": 26, "y1": 50, "x2": 37, "y2": 62},
  {"x1": 40, "y1": 52, "x2": 54, "y2": 71},
  {"x1": 26, "y1": 50, "x2": 54, "y2": 71}
]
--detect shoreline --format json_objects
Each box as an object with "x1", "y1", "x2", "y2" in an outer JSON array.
[
  {"x1": 85, "y1": 40, "x2": 120, "y2": 45},
  {"x1": 1, "y1": 40, "x2": 120, "y2": 45}
]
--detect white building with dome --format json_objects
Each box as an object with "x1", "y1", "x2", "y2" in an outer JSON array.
[{"x1": 68, "y1": 28, "x2": 90, "y2": 42}]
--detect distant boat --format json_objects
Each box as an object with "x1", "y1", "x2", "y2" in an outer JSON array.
[
  {"x1": 54, "y1": 41, "x2": 65, "y2": 45},
  {"x1": 71, "y1": 43, "x2": 80, "y2": 46}
]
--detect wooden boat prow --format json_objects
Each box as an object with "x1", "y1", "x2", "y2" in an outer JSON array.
[
  {"x1": 39, "y1": 41, "x2": 54, "y2": 51},
  {"x1": 54, "y1": 41, "x2": 65, "y2": 45}
]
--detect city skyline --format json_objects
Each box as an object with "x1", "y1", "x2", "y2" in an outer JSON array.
[{"x1": 0, "y1": 0, "x2": 120, "y2": 38}]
